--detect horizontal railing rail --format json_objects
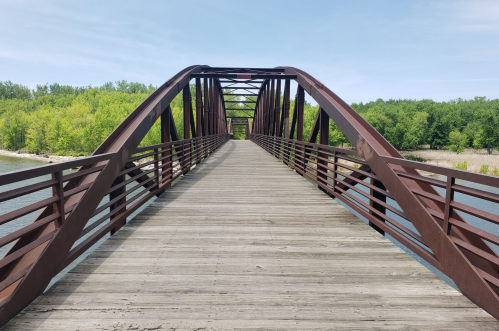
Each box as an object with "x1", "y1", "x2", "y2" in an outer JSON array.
[
  {"x1": 382, "y1": 155, "x2": 499, "y2": 290},
  {"x1": 251, "y1": 132, "x2": 499, "y2": 313},
  {"x1": 0, "y1": 133, "x2": 229, "y2": 308},
  {"x1": 2, "y1": 64, "x2": 499, "y2": 326},
  {"x1": 249, "y1": 66, "x2": 499, "y2": 320},
  {"x1": 0, "y1": 65, "x2": 236, "y2": 327},
  {"x1": 250, "y1": 134, "x2": 442, "y2": 270}
]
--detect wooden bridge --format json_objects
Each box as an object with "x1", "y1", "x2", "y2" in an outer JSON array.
[{"x1": 1, "y1": 67, "x2": 499, "y2": 329}]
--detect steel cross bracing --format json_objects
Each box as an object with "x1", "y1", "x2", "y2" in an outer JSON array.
[{"x1": 1, "y1": 66, "x2": 499, "y2": 326}]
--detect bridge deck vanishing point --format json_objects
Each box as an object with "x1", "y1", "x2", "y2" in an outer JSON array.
[{"x1": 3, "y1": 140, "x2": 497, "y2": 330}]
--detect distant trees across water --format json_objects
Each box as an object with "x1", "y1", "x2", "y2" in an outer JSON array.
[{"x1": 0, "y1": 80, "x2": 498, "y2": 156}]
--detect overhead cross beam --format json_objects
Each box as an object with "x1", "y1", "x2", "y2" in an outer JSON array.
[{"x1": 192, "y1": 73, "x2": 297, "y2": 79}]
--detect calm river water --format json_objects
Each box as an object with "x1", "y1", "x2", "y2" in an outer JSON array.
[{"x1": 1, "y1": 155, "x2": 499, "y2": 290}]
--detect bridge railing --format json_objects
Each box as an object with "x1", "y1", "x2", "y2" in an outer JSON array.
[
  {"x1": 0, "y1": 133, "x2": 228, "y2": 305},
  {"x1": 251, "y1": 133, "x2": 499, "y2": 290},
  {"x1": 0, "y1": 153, "x2": 115, "y2": 296},
  {"x1": 383, "y1": 156, "x2": 499, "y2": 289}
]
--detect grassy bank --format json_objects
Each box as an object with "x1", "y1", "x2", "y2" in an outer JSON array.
[{"x1": 403, "y1": 148, "x2": 499, "y2": 175}]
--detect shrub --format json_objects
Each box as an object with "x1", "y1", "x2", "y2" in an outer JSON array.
[
  {"x1": 479, "y1": 164, "x2": 489, "y2": 174},
  {"x1": 448, "y1": 130, "x2": 469, "y2": 154},
  {"x1": 404, "y1": 154, "x2": 427, "y2": 162},
  {"x1": 452, "y1": 161, "x2": 467, "y2": 171},
  {"x1": 491, "y1": 167, "x2": 499, "y2": 176}
]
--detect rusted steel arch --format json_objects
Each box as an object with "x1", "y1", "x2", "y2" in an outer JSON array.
[
  {"x1": 0, "y1": 65, "x2": 230, "y2": 325},
  {"x1": 2, "y1": 65, "x2": 499, "y2": 325},
  {"x1": 251, "y1": 66, "x2": 499, "y2": 319}
]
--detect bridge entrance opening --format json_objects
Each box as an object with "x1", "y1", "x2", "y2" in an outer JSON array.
[{"x1": 228, "y1": 117, "x2": 251, "y2": 140}]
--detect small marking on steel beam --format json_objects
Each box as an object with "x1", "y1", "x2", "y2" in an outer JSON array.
[{"x1": 237, "y1": 74, "x2": 251, "y2": 79}]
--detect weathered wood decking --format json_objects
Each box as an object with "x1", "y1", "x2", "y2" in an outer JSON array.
[{"x1": 3, "y1": 140, "x2": 497, "y2": 330}]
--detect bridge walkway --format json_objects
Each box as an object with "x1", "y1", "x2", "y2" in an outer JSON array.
[{"x1": 3, "y1": 140, "x2": 496, "y2": 330}]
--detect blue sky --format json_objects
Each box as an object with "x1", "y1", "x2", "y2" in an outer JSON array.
[{"x1": 0, "y1": 0, "x2": 498, "y2": 103}]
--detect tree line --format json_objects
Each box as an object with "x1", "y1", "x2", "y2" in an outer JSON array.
[
  {"x1": 0, "y1": 81, "x2": 177, "y2": 156},
  {"x1": 1, "y1": 80, "x2": 498, "y2": 156},
  {"x1": 295, "y1": 97, "x2": 498, "y2": 154}
]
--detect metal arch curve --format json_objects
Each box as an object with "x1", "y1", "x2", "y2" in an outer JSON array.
[
  {"x1": 259, "y1": 66, "x2": 499, "y2": 319},
  {"x1": 2, "y1": 64, "x2": 499, "y2": 325},
  {"x1": 0, "y1": 65, "x2": 219, "y2": 324}
]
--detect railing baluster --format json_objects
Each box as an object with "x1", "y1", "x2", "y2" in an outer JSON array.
[
  {"x1": 109, "y1": 173, "x2": 126, "y2": 235},
  {"x1": 443, "y1": 176, "x2": 455, "y2": 234},
  {"x1": 153, "y1": 148, "x2": 159, "y2": 190},
  {"x1": 332, "y1": 151, "x2": 337, "y2": 193},
  {"x1": 369, "y1": 177, "x2": 387, "y2": 236},
  {"x1": 52, "y1": 171, "x2": 65, "y2": 228}
]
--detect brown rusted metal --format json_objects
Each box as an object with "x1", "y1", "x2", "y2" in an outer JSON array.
[
  {"x1": 317, "y1": 108, "x2": 329, "y2": 193},
  {"x1": 0, "y1": 65, "x2": 232, "y2": 326},
  {"x1": 161, "y1": 105, "x2": 172, "y2": 192},
  {"x1": 249, "y1": 65, "x2": 499, "y2": 320},
  {"x1": 109, "y1": 173, "x2": 126, "y2": 235},
  {"x1": 3, "y1": 65, "x2": 499, "y2": 326}
]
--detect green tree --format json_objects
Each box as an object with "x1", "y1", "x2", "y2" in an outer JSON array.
[
  {"x1": 448, "y1": 130, "x2": 468, "y2": 154},
  {"x1": 473, "y1": 109, "x2": 499, "y2": 154}
]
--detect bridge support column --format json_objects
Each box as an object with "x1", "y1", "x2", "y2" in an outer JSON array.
[
  {"x1": 210, "y1": 79, "x2": 215, "y2": 137},
  {"x1": 196, "y1": 78, "x2": 202, "y2": 163},
  {"x1": 274, "y1": 80, "x2": 281, "y2": 138},
  {"x1": 318, "y1": 108, "x2": 329, "y2": 193},
  {"x1": 297, "y1": 85, "x2": 305, "y2": 176},
  {"x1": 369, "y1": 178, "x2": 386, "y2": 236},
  {"x1": 274, "y1": 80, "x2": 281, "y2": 156},
  {"x1": 161, "y1": 105, "x2": 172, "y2": 191},
  {"x1": 203, "y1": 78, "x2": 210, "y2": 157},
  {"x1": 283, "y1": 80, "x2": 290, "y2": 165},
  {"x1": 183, "y1": 85, "x2": 191, "y2": 174},
  {"x1": 269, "y1": 80, "x2": 275, "y2": 138}
]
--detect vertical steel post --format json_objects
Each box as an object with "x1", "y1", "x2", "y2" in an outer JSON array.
[
  {"x1": 195, "y1": 78, "x2": 202, "y2": 163},
  {"x1": 266, "y1": 82, "x2": 271, "y2": 135},
  {"x1": 183, "y1": 85, "x2": 191, "y2": 173},
  {"x1": 274, "y1": 80, "x2": 281, "y2": 137},
  {"x1": 203, "y1": 78, "x2": 210, "y2": 158},
  {"x1": 369, "y1": 177, "x2": 387, "y2": 236},
  {"x1": 443, "y1": 176, "x2": 455, "y2": 234},
  {"x1": 51, "y1": 171, "x2": 65, "y2": 229},
  {"x1": 153, "y1": 148, "x2": 159, "y2": 190},
  {"x1": 283, "y1": 80, "x2": 291, "y2": 164},
  {"x1": 269, "y1": 80, "x2": 275, "y2": 137},
  {"x1": 109, "y1": 173, "x2": 126, "y2": 235},
  {"x1": 196, "y1": 78, "x2": 202, "y2": 138},
  {"x1": 161, "y1": 105, "x2": 172, "y2": 191},
  {"x1": 283, "y1": 80, "x2": 290, "y2": 139},
  {"x1": 210, "y1": 79, "x2": 215, "y2": 136},
  {"x1": 246, "y1": 119, "x2": 251, "y2": 140},
  {"x1": 318, "y1": 108, "x2": 329, "y2": 193},
  {"x1": 332, "y1": 151, "x2": 338, "y2": 193},
  {"x1": 297, "y1": 85, "x2": 305, "y2": 175}
]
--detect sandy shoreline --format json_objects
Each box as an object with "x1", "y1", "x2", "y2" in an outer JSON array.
[{"x1": 0, "y1": 149, "x2": 81, "y2": 163}]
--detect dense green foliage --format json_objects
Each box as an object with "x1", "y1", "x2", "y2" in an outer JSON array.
[
  {"x1": 352, "y1": 98, "x2": 499, "y2": 153},
  {"x1": 1, "y1": 80, "x2": 498, "y2": 155},
  {"x1": 0, "y1": 81, "x2": 188, "y2": 156}
]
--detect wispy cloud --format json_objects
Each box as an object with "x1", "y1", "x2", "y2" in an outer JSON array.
[
  {"x1": 440, "y1": 0, "x2": 499, "y2": 22},
  {"x1": 433, "y1": 0, "x2": 499, "y2": 33},
  {"x1": 406, "y1": 78, "x2": 499, "y2": 83}
]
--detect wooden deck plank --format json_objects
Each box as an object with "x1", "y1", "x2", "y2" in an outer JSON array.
[{"x1": 3, "y1": 140, "x2": 497, "y2": 330}]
